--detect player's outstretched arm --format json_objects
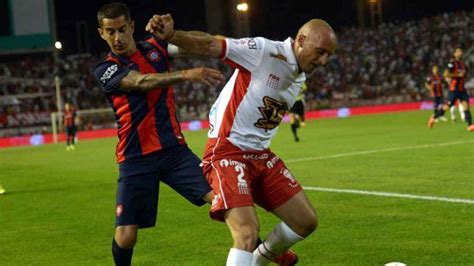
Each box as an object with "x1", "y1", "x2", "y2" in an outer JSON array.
[
  {"x1": 146, "y1": 14, "x2": 223, "y2": 57},
  {"x1": 120, "y1": 68, "x2": 225, "y2": 92}
]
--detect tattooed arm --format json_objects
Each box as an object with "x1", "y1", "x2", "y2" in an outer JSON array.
[{"x1": 120, "y1": 67, "x2": 224, "y2": 92}]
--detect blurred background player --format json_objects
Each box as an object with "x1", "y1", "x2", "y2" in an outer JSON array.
[
  {"x1": 425, "y1": 65, "x2": 447, "y2": 128},
  {"x1": 443, "y1": 48, "x2": 474, "y2": 131},
  {"x1": 64, "y1": 103, "x2": 78, "y2": 150},
  {"x1": 289, "y1": 81, "x2": 307, "y2": 141}
]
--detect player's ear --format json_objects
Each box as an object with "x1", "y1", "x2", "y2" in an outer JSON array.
[
  {"x1": 297, "y1": 34, "x2": 306, "y2": 48},
  {"x1": 98, "y1": 27, "x2": 105, "y2": 40},
  {"x1": 130, "y1": 20, "x2": 135, "y2": 34}
]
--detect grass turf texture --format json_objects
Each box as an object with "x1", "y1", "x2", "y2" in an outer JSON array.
[{"x1": 0, "y1": 110, "x2": 473, "y2": 265}]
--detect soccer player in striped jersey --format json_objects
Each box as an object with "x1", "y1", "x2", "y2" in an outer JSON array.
[
  {"x1": 148, "y1": 14, "x2": 337, "y2": 265},
  {"x1": 93, "y1": 3, "x2": 225, "y2": 265},
  {"x1": 425, "y1": 65, "x2": 447, "y2": 128},
  {"x1": 443, "y1": 48, "x2": 474, "y2": 131},
  {"x1": 63, "y1": 103, "x2": 78, "y2": 150}
]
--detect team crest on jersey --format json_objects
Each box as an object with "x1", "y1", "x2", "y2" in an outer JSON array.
[
  {"x1": 254, "y1": 96, "x2": 288, "y2": 131},
  {"x1": 280, "y1": 168, "x2": 298, "y2": 188},
  {"x1": 147, "y1": 50, "x2": 161, "y2": 62},
  {"x1": 116, "y1": 204, "x2": 123, "y2": 217}
]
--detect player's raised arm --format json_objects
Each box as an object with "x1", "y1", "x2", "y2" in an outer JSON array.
[
  {"x1": 119, "y1": 68, "x2": 224, "y2": 92},
  {"x1": 94, "y1": 61, "x2": 224, "y2": 93},
  {"x1": 146, "y1": 14, "x2": 223, "y2": 57}
]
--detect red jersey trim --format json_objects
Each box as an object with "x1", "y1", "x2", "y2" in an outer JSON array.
[{"x1": 218, "y1": 69, "x2": 251, "y2": 137}]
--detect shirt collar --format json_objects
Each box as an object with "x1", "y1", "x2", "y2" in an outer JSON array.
[
  {"x1": 282, "y1": 37, "x2": 298, "y2": 66},
  {"x1": 282, "y1": 38, "x2": 305, "y2": 81}
]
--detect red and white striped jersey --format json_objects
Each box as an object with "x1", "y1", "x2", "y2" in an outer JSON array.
[{"x1": 208, "y1": 37, "x2": 306, "y2": 150}]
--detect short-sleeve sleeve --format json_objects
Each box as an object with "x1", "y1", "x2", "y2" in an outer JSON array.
[
  {"x1": 220, "y1": 37, "x2": 266, "y2": 71},
  {"x1": 93, "y1": 61, "x2": 131, "y2": 94}
]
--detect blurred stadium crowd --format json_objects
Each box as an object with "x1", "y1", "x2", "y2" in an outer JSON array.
[{"x1": 0, "y1": 10, "x2": 473, "y2": 137}]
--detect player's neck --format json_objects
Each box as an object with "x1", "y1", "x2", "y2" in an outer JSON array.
[{"x1": 123, "y1": 43, "x2": 137, "y2": 58}]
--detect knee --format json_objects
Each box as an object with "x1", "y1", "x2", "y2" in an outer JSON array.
[
  {"x1": 232, "y1": 224, "x2": 260, "y2": 252},
  {"x1": 115, "y1": 227, "x2": 137, "y2": 249},
  {"x1": 292, "y1": 210, "x2": 318, "y2": 237}
]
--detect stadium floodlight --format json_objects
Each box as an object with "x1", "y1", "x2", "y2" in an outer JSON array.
[
  {"x1": 55, "y1": 41, "x2": 63, "y2": 50},
  {"x1": 236, "y1": 2, "x2": 249, "y2": 12}
]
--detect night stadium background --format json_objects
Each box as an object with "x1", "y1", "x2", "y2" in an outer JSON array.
[{"x1": 0, "y1": 0, "x2": 473, "y2": 265}]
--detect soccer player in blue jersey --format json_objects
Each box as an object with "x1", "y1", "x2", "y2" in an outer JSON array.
[
  {"x1": 93, "y1": 3, "x2": 225, "y2": 265},
  {"x1": 444, "y1": 48, "x2": 474, "y2": 131},
  {"x1": 425, "y1": 65, "x2": 447, "y2": 128}
]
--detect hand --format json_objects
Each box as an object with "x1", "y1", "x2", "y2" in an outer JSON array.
[
  {"x1": 146, "y1": 14, "x2": 175, "y2": 40},
  {"x1": 182, "y1": 67, "x2": 225, "y2": 86}
]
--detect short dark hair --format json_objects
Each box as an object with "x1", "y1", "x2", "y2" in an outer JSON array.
[{"x1": 97, "y1": 3, "x2": 131, "y2": 27}]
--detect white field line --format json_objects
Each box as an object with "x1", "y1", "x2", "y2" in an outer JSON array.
[
  {"x1": 303, "y1": 186, "x2": 474, "y2": 204},
  {"x1": 286, "y1": 140, "x2": 474, "y2": 163}
]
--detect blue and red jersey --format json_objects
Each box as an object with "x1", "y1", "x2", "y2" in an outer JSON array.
[
  {"x1": 93, "y1": 36, "x2": 185, "y2": 163},
  {"x1": 447, "y1": 59, "x2": 466, "y2": 92},
  {"x1": 426, "y1": 73, "x2": 443, "y2": 97},
  {"x1": 64, "y1": 109, "x2": 77, "y2": 127}
]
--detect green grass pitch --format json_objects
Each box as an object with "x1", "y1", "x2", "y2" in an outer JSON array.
[{"x1": 1, "y1": 110, "x2": 473, "y2": 265}]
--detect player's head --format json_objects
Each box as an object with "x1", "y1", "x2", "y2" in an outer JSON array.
[
  {"x1": 97, "y1": 3, "x2": 135, "y2": 56},
  {"x1": 432, "y1": 65, "x2": 438, "y2": 74},
  {"x1": 65, "y1": 103, "x2": 71, "y2": 111},
  {"x1": 454, "y1": 48, "x2": 463, "y2": 60},
  {"x1": 293, "y1": 19, "x2": 337, "y2": 74}
]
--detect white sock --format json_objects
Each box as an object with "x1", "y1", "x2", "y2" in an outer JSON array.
[
  {"x1": 459, "y1": 104, "x2": 466, "y2": 121},
  {"x1": 252, "y1": 222, "x2": 304, "y2": 266},
  {"x1": 450, "y1": 106, "x2": 456, "y2": 120},
  {"x1": 227, "y1": 248, "x2": 253, "y2": 266}
]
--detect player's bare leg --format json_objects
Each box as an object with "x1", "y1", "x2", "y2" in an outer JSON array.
[
  {"x1": 202, "y1": 191, "x2": 213, "y2": 204},
  {"x1": 113, "y1": 225, "x2": 138, "y2": 266},
  {"x1": 253, "y1": 191, "x2": 317, "y2": 265},
  {"x1": 224, "y1": 206, "x2": 260, "y2": 265}
]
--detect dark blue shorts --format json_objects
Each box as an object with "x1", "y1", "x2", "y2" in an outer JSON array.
[
  {"x1": 433, "y1": 96, "x2": 444, "y2": 110},
  {"x1": 448, "y1": 90, "x2": 469, "y2": 106},
  {"x1": 115, "y1": 144, "x2": 211, "y2": 228},
  {"x1": 65, "y1": 126, "x2": 76, "y2": 137}
]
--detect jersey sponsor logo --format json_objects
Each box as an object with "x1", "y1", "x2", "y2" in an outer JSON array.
[
  {"x1": 242, "y1": 153, "x2": 269, "y2": 160},
  {"x1": 266, "y1": 74, "x2": 280, "y2": 89},
  {"x1": 116, "y1": 204, "x2": 123, "y2": 217},
  {"x1": 100, "y1": 64, "x2": 118, "y2": 84},
  {"x1": 280, "y1": 168, "x2": 298, "y2": 188},
  {"x1": 232, "y1": 38, "x2": 257, "y2": 49},
  {"x1": 147, "y1": 50, "x2": 161, "y2": 62},
  {"x1": 266, "y1": 156, "x2": 280, "y2": 169},
  {"x1": 247, "y1": 38, "x2": 257, "y2": 49},
  {"x1": 220, "y1": 159, "x2": 247, "y2": 169},
  {"x1": 254, "y1": 96, "x2": 288, "y2": 131}
]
